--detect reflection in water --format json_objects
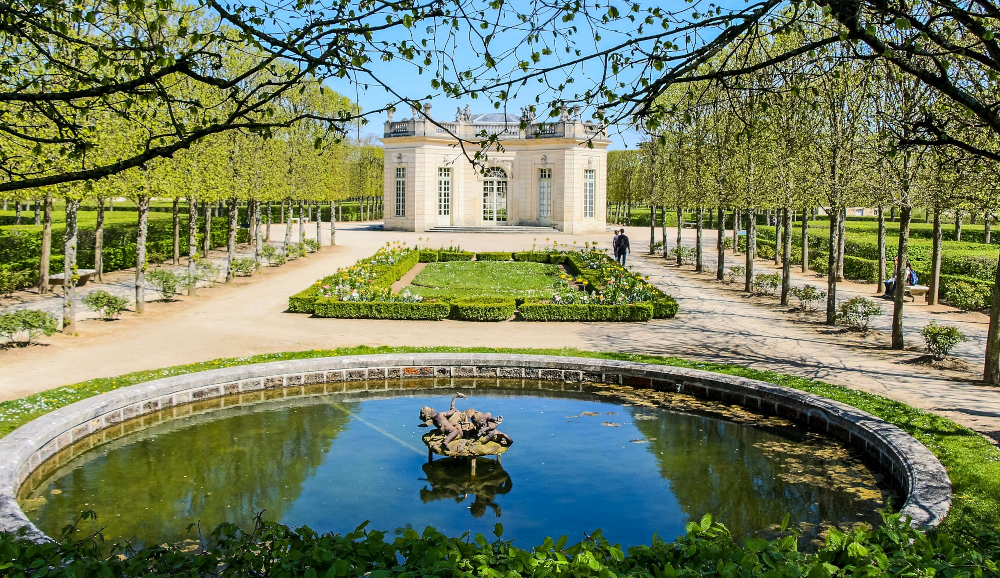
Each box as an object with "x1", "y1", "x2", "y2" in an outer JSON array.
[
  {"x1": 20, "y1": 383, "x2": 890, "y2": 549},
  {"x1": 420, "y1": 458, "x2": 513, "y2": 518}
]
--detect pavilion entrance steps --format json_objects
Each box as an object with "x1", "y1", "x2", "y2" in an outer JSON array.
[{"x1": 424, "y1": 225, "x2": 562, "y2": 235}]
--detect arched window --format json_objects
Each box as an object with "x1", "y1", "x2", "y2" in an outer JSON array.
[{"x1": 482, "y1": 167, "x2": 508, "y2": 224}]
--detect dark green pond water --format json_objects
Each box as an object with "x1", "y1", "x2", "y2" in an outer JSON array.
[{"x1": 20, "y1": 382, "x2": 888, "y2": 548}]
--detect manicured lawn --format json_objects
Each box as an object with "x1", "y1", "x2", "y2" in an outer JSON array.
[
  {"x1": 2, "y1": 346, "x2": 998, "y2": 531},
  {"x1": 406, "y1": 261, "x2": 568, "y2": 300}
]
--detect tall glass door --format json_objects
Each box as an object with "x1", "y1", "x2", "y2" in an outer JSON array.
[{"x1": 482, "y1": 167, "x2": 508, "y2": 225}]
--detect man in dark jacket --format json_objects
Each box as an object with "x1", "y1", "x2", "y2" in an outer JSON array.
[{"x1": 617, "y1": 228, "x2": 630, "y2": 266}]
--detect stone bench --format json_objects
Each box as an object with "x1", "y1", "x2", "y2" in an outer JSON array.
[
  {"x1": 905, "y1": 285, "x2": 929, "y2": 302},
  {"x1": 47, "y1": 269, "x2": 96, "y2": 288}
]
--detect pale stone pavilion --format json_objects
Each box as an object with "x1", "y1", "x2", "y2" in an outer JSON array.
[{"x1": 382, "y1": 104, "x2": 609, "y2": 233}]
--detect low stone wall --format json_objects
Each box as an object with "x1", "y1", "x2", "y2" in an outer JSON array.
[{"x1": 0, "y1": 353, "x2": 951, "y2": 542}]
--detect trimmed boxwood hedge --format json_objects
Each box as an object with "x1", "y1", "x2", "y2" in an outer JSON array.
[
  {"x1": 418, "y1": 250, "x2": 439, "y2": 262},
  {"x1": 450, "y1": 296, "x2": 516, "y2": 321},
  {"x1": 313, "y1": 299, "x2": 450, "y2": 319},
  {"x1": 520, "y1": 302, "x2": 654, "y2": 321},
  {"x1": 438, "y1": 251, "x2": 475, "y2": 261},
  {"x1": 512, "y1": 251, "x2": 553, "y2": 263},
  {"x1": 475, "y1": 251, "x2": 514, "y2": 261}
]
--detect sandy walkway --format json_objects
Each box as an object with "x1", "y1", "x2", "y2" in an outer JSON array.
[{"x1": 2, "y1": 223, "x2": 999, "y2": 443}]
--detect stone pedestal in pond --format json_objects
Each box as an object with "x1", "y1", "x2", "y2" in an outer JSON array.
[
  {"x1": 418, "y1": 394, "x2": 513, "y2": 458},
  {"x1": 422, "y1": 431, "x2": 512, "y2": 458}
]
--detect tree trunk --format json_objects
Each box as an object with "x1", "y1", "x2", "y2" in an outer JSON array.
[
  {"x1": 62, "y1": 199, "x2": 79, "y2": 334},
  {"x1": 744, "y1": 210, "x2": 756, "y2": 292},
  {"x1": 716, "y1": 207, "x2": 725, "y2": 281},
  {"x1": 774, "y1": 210, "x2": 782, "y2": 266},
  {"x1": 659, "y1": 206, "x2": 667, "y2": 259},
  {"x1": 280, "y1": 199, "x2": 286, "y2": 224},
  {"x1": 890, "y1": 207, "x2": 896, "y2": 221},
  {"x1": 801, "y1": 208, "x2": 809, "y2": 273},
  {"x1": 253, "y1": 200, "x2": 263, "y2": 263},
  {"x1": 891, "y1": 206, "x2": 912, "y2": 350},
  {"x1": 172, "y1": 198, "x2": 180, "y2": 265},
  {"x1": 825, "y1": 208, "x2": 839, "y2": 325},
  {"x1": 955, "y1": 210, "x2": 963, "y2": 242},
  {"x1": 135, "y1": 195, "x2": 149, "y2": 313},
  {"x1": 226, "y1": 197, "x2": 237, "y2": 283},
  {"x1": 649, "y1": 204, "x2": 656, "y2": 254},
  {"x1": 836, "y1": 207, "x2": 846, "y2": 281},
  {"x1": 108, "y1": 197, "x2": 114, "y2": 211},
  {"x1": 985, "y1": 244, "x2": 1000, "y2": 384},
  {"x1": 676, "y1": 206, "x2": 683, "y2": 265},
  {"x1": 781, "y1": 208, "x2": 792, "y2": 306},
  {"x1": 695, "y1": 207, "x2": 704, "y2": 273},
  {"x1": 733, "y1": 209, "x2": 741, "y2": 255},
  {"x1": 283, "y1": 199, "x2": 294, "y2": 253},
  {"x1": 188, "y1": 197, "x2": 198, "y2": 296},
  {"x1": 34, "y1": 201, "x2": 40, "y2": 225},
  {"x1": 265, "y1": 201, "x2": 272, "y2": 242},
  {"x1": 14, "y1": 201, "x2": 20, "y2": 225},
  {"x1": 929, "y1": 206, "x2": 943, "y2": 305},
  {"x1": 986, "y1": 213, "x2": 993, "y2": 245},
  {"x1": 316, "y1": 201, "x2": 323, "y2": 247},
  {"x1": 297, "y1": 201, "x2": 305, "y2": 244},
  {"x1": 38, "y1": 195, "x2": 52, "y2": 294},
  {"x1": 627, "y1": 203, "x2": 632, "y2": 225},
  {"x1": 337, "y1": 200, "x2": 343, "y2": 222},
  {"x1": 95, "y1": 198, "x2": 105, "y2": 283},
  {"x1": 877, "y1": 206, "x2": 886, "y2": 289},
  {"x1": 330, "y1": 201, "x2": 337, "y2": 246},
  {"x1": 202, "y1": 201, "x2": 211, "y2": 256},
  {"x1": 247, "y1": 199, "x2": 257, "y2": 249}
]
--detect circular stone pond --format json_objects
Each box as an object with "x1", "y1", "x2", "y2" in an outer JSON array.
[{"x1": 18, "y1": 380, "x2": 893, "y2": 549}]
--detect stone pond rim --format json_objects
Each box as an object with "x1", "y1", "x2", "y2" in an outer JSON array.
[{"x1": 0, "y1": 353, "x2": 952, "y2": 543}]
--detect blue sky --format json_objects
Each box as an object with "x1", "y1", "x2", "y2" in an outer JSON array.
[{"x1": 318, "y1": 1, "x2": 667, "y2": 150}]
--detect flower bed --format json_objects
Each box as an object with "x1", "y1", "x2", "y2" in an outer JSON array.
[{"x1": 291, "y1": 245, "x2": 678, "y2": 321}]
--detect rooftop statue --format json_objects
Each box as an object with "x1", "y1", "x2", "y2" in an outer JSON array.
[{"x1": 419, "y1": 393, "x2": 513, "y2": 458}]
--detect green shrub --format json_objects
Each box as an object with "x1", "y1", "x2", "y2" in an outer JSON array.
[
  {"x1": 196, "y1": 259, "x2": 223, "y2": 286},
  {"x1": 230, "y1": 257, "x2": 258, "y2": 278},
  {"x1": 271, "y1": 253, "x2": 287, "y2": 267},
  {"x1": 288, "y1": 286, "x2": 320, "y2": 313},
  {"x1": 944, "y1": 280, "x2": 991, "y2": 311},
  {"x1": 0, "y1": 309, "x2": 58, "y2": 345},
  {"x1": 519, "y1": 302, "x2": 653, "y2": 321},
  {"x1": 289, "y1": 249, "x2": 419, "y2": 314},
  {"x1": 512, "y1": 252, "x2": 552, "y2": 263},
  {"x1": 753, "y1": 273, "x2": 781, "y2": 296},
  {"x1": 724, "y1": 266, "x2": 745, "y2": 285},
  {"x1": 789, "y1": 285, "x2": 826, "y2": 312},
  {"x1": 261, "y1": 245, "x2": 281, "y2": 266},
  {"x1": 0, "y1": 268, "x2": 31, "y2": 297},
  {"x1": 920, "y1": 322, "x2": 969, "y2": 360},
  {"x1": 475, "y1": 251, "x2": 514, "y2": 261},
  {"x1": 313, "y1": 298, "x2": 450, "y2": 320},
  {"x1": 837, "y1": 297, "x2": 882, "y2": 331},
  {"x1": 651, "y1": 293, "x2": 679, "y2": 319},
  {"x1": 418, "y1": 250, "x2": 439, "y2": 262},
  {"x1": 843, "y1": 256, "x2": 881, "y2": 283},
  {"x1": 303, "y1": 239, "x2": 321, "y2": 253},
  {"x1": 81, "y1": 290, "x2": 130, "y2": 320},
  {"x1": 669, "y1": 245, "x2": 695, "y2": 264},
  {"x1": 146, "y1": 269, "x2": 183, "y2": 300},
  {"x1": 450, "y1": 296, "x2": 516, "y2": 321},
  {"x1": 438, "y1": 251, "x2": 475, "y2": 262}
]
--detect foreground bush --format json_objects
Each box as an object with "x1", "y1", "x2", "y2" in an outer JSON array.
[
  {"x1": 145, "y1": 269, "x2": 183, "y2": 300},
  {"x1": 0, "y1": 309, "x2": 58, "y2": 345},
  {"x1": 944, "y1": 281, "x2": 991, "y2": 311},
  {"x1": 790, "y1": 285, "x2": 826, "y2": 312},
  {"x1": 921, "y1": 322, "x2": 969, "y2": 360},
  {"x1": 0, "y1": 268, "x2": 32, "y2": 297},
  {"x1": 1, "y1": 511, "x2": 997, "y2": 578},
  {"x1": 837, "y1": 297, "x2": 883, "y2": 331},
  {"x1": 81, "y1": 291, "x2": 129, "y2": 320}
]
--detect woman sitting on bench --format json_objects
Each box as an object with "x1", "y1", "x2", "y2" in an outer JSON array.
[{"x1": 883, "y1": 261, "x2": 916, "y2": 298}]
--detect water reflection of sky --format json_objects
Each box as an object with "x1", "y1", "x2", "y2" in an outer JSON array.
[{"x1": 23, "y1": 390, "x2": 885, "y2": 549}]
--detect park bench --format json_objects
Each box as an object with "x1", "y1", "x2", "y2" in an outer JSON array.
[
  {"x1": 681, "y1": 222, "x2": 697, "y2": 229},
  {"x1": 904, "y1": 285, "x2": 929, "y2": 302},
  {"x1": 48, "y1": 269, "x2": 96, "y2": 288}
]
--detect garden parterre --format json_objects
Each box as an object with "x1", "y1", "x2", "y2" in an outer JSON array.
[{"x1": 288, "y1": 244, "x2": 678, "y2": 321}]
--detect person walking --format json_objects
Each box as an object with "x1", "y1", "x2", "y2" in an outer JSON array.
[
  {"x1": 612, "y1": 229, "x2": 621, "y2": 262},
  {"x1": 617, "y1": 228, "x2": 630, "y2": 266}
]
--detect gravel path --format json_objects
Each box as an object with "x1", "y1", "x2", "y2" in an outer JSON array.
[{"x1": 1, "y1": 223, "x2": 997, "y2": 443}]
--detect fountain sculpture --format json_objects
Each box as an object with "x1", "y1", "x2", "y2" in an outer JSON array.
[{"x1": 418, "y1": 394, "x2": 513, "y2": 462}]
